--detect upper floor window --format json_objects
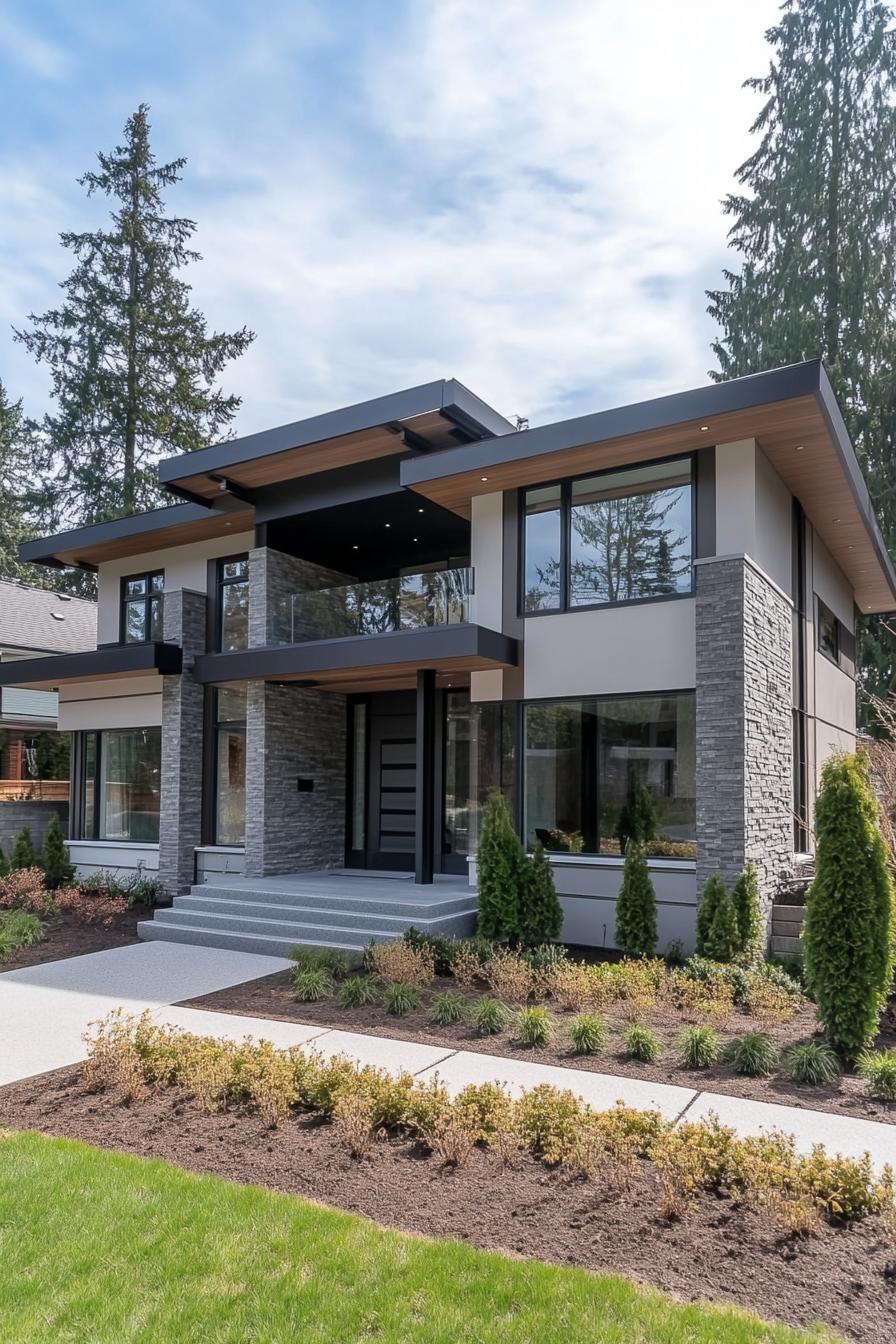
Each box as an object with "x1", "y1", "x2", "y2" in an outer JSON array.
[
  {"x1": 816, "y1": 596, "x2": 856, "y2": 676},
  {"x1": 217, "y1": 556, "x2": 249, "y2": 651},
  {"x1": 522, "y1": 456, "x2": 693, "y2": 614},
  {"x1": 121, "y1": 571, "x2": 164, "y2": 643}
]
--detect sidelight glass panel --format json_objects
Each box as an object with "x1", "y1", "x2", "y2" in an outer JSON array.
[
  {"x1": 350, "y1": 702, "x2": 367, "y2": 851},
  {"x1": 443, "y1": 690, "x2": 473, "y2": 857},
  {"x1": 215, "y1": 685, "x2": 246, "y2": 846},
  {"x1": 523, "y1": 484, "x2": 562, "y2": 611}
]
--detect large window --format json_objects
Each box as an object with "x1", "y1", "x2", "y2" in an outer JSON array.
[
  {"x1": 217, "y1": 557, "x2": 249, "y2": 651},
  {"x1": 522, "y1": 457, "x2": 693, "y2": 613},
  {"x1": 524, "y1": 693, "x2": 695, "y2": 858},
  {"x1": 121, "y1": 571, "x2": 164, "y2": 643},
  {"x1": 79, "y1": 728, "x2": 162, "y2": 842},
  {"x1": 214, "y1": 685, "x2": 246, "y2": 845}
]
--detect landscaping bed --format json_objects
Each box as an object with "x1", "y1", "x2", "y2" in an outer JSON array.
[
  {"x1": 0, "y1": 903, "x2": 149, "y2": 971},
  {"x1": 0, "y1": 1049, "x2": 892, "y2": 1342}
]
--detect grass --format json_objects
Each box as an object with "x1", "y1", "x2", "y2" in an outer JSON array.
[{"x1": 0, "y1": 1131, "x2": 832, "y2": 1344}]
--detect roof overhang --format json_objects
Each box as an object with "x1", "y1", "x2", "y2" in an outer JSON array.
[
  {"x1": 158, "y1": 380, "x2": 514, "y2": 503},
  {"x1": 400, "y1": 360, "x2": 896, "y2": 614},
  {"x1": 194, "y1": 624, "x2": 518, "y2": 694},
  {"x1": 0, "y1": 642, "x2": 183, "y2": 692}
]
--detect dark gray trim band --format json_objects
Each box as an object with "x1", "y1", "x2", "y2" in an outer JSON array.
[
  {"x1": 19, "y1": 503, "x2": 227, "y2": 567},
  {"x1": 0, "y1": 642, "x2": 183, "y2": 688}
]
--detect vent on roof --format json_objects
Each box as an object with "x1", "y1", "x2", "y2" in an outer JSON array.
[
  {"x1": 56, "y1": 593, "x2": 72, "y2": 602},
  {"x1": 50, "y1": 610, "x2": 66, "y2": 621}
]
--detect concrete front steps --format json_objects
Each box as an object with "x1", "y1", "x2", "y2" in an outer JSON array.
[{"x1": 137, "y1": 872, "x2": 478, "y2": 958}]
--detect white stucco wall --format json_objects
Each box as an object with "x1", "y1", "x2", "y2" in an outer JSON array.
[
  {"x1": 714, "y1": 438, "x2": 792, "y2": 596},
  {"x1": 469, "y1": 491, "x2": 503, "y2": 633}
]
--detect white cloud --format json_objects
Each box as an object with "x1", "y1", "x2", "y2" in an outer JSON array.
[{"x1": 0, "y1": 12, "x2": 69, "y2": 79}]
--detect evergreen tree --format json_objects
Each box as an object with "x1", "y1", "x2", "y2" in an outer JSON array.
[
  {"x1": 0, "y1": 380, "x2": 43, "y2": 584},
  {"x1": 41, "y1": 811, "x2": 74, "y2": 889},
  {"x1": 707, "y1": 0, "x2": 896, "y2": 713},
  {"x1": 705, "y1": 885, "x2": 739, "y2": 963},
  {"x1": 519, "y1": 841, "x2": 563, "y2": 947},
  {"x1": 476, "y1": 789, "x2": 525, "y2": 941},
  {"x1": 617, "y1": 776, "x2": 657, "y2": 854},
  {"x1": 614, "y1": 842, "x2": 658, "y2": 956},
  {"x1": 0, "y1": 843, "x2": 8, "y2": 878},
  {"x1": 15, "y1": 104, "x2": 254, "y2": 527},
  {"x1": 35, "y1": 733, "x2": 70, "y2": 781},
  {"x1": 10, "y1": 826, "x2": 37, "y2": 870},
  {"x1": 803, "y1": 753, "x2": 894, "y2": 1058},
  {"x1": 731, "y1": 862, "x2": 764, "y2": 961},
  {"x1": 696, "y1": 873, "x2": 726, "y2": 957}
]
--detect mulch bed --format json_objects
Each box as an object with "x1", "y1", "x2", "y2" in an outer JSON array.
[
  {"x1": 183, "y1": 971, "x2": 896, "y2": 1125},
  {"x1": 0, "y1": 1064, "x2": 893, "y2": 1342},
  {"x1": 0, "y1": 905, "x2": 153, "y2": 972}
]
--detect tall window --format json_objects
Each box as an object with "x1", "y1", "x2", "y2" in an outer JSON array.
[
  {"x1": 79, "y1": 728, "x2": 162, "y2": 842},
  {"x1": 217, "y1": 557, "x2": 249, "y2": 651},
  {"x1": 524, "y1": 693, "x2": 695, "y2": 858},
  {"x1": 214, "y1": 685, "x2": 246, "y2": 845},
  {"x1": 121, "y1": 571, "x2": 164, "y2": 643},
  {"x1": 522, "y1": 457, "x2": 693, "y2": 613}
]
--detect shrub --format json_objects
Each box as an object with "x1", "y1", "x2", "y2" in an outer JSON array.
[
  {"x1": 240, "y1": 1042, "x2": 297, "y2": 1126},
  {"x1": 695, "y1": 874, "x2": 725, "y2": 957},
  {"x1": 482, "y1": 948, "x2": 534, "y2": 1003},
  {"x1": 290, "y1": 946, "x2": 349, "y2": 979},
  {"x1": 0, "y1": 908, "x2": 45, "y2": 959},
  {"x1": 517, "y1": 1005, "x2": 553, "y2": 1047},
  {"x1": 705, "y1": 883, "x2": 739, "y2": 963},
  {"x1": 420, "y1": 1109, "x2": 478, "y2": 1167},
  {"x1": 337, "y1": 974, "x2": 380, "y2": 1008},
  {"x1": 625, "y1": 1024, "x2": 661, "y2": 1063},
  {"x1": 0, "y1": 866, "x2": 55, "y2": 916},
  {"x1": 613, "y1": 842, "x2": 657, "y2": 957},
  {"x1": 476, "y1": 789, "x2": 525, "y2": 941},
  {"x1": 518, "y1": 842, "x2": 563, "y2": 948},
  {"x1": 10, "y1": 826, "x2": 37, "y2": 871},
  {"x1": 454, "y1": 1082, "x2": 514, "y2": 1142},
  {"x1": 429, "y1": 989, "x2": 467, "y2": 1026},
  {"x1": 785, "y1": 1041, "x2": 841, "y2": 1087},
  {"x1": 678, "y1": 1026, "x2": 722, "y2": 1069},
  {"x1": 450, "y1": 938, "x2": 492, "y2": 987},
  {"x1": 569, "y1": 1012, "x2": 608, "y2": 1056},
  {"x1": 803, "y1": 753, "x2": 894, "y2": 1060},
  {"x1": 521, "y1": 942, "x2": 567, "y2": 974},
  {"x1": 0, "y1": 843, "x2": 7, "y2": 878},
  {"x1": 124, "y1": 875, "x2": 165, "y2": 907},
  {"x1": 617, "y1": 776, "x2": 657, "y2": 854},
  {"x1": 730, "y1": 1032, "x2": 780, "y2": 1076},
  {"x1": 856, "y1": 1048, "x2": 896, "y2": 1101},
  {"x1": 544, "y1": 959, "x2": 594, "y2": 1011},
  {"x1": 55, "y1": 886, "x2": 128, "y2": 925},
  {"x1": 514, "y1": 1084, "x2": 583, "y2": 1164},
  {"x1": 731, "y1": 863, "x2": 763, "y2": 962},
  {"x1": 384, "y1": 981, "x2": 421, "y2": 1016},
  {"x1": 469, "y1": 996, "x2": 508, "y2": 1036},
  {"x1": 40, "y1": 812, "x2": 74, "y2": 889},
  {"x1": 293, "y1": 967, "x2": 334, "y2": 1002},
  {"x1": 744, "y1": 978, "x2": 799, "y2": 1026},
  {"x1": 366, "y1": 939, "x2": 435, "y2": 986},
  {"x1": 402, "y1": 927, "x2": 456, "y2": 976},
  {"x1": 333, "y1": 1092, "x2": 377, "y2": 1158}
]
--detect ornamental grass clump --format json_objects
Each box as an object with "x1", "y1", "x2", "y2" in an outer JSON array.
[
  {"x1": 470, "y1": 996, "x2": 509, "y2": 1036},
  {"x1": 337, "y1": 974, "x2": 380, "y2": 1008},
  {"x1": 293, "y1": 968, "x2": 334, "y2": 1002},
  {"x1": 516, "y1": 1005, "x2": 553, "y2": 1048},
  {"x1": 802, "y1": 753, "x2": 894, "y2": 1061},
  {"x1": 625, "y1": 1024, "x2": 661, "y2": 1063},
  {"x1": 289, "y1": 946, "x2": 350, "y2": 979},
  {"x1": 613, "y1": 842, "x2": 657, "y2": 957},
  {"x1": 384, "y1": 982, "x2": 421, "y2": 1016},
  {"x1": 0, "y1": 909, "x2": 45, "y2": 959},
  {"x1": 785, "y1": 1041, "x2": 841, "y2": 1087},
  {"x1": 730, "y1": 1032, "x2": 780, "y2": 1077},
  {"x1": 568, "y1": 1012, "x2": 608, "y2": 1056},
  {"x1": 678, "y1": 1025, "x2": 722, "y2": 1070},
  {"x1": 856, "y1": 1048, "x2": 896, "y2": 1101},
  {"x1": 429, "y1": 989, "x2": 467, "y2": 1026}
]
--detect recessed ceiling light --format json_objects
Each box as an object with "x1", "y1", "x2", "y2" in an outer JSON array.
[
  {"x1": 832, "y1": 518, "x2": 841, "y2": 524},
  {"x1": 480, "y1": 476, "x2": 489, "y2": 481},
  {"x1": 699, "y1": 425, "x2": 709, "y2": 432},
  {"x1": 412, "y1": 537, "x2": 418, "y2": 542},
  {"x1": 795, "y1": 444, "x2": 804, "y2": 451},
  {"x1": 352, "y1": 545, "x2": 359, "y2": 550},
  {"x1": 418, "y1": 507, "x2": 424, "y2": 513},
  {"x1": 385, "y1": 523, "x2": 391, "y2": 528}
]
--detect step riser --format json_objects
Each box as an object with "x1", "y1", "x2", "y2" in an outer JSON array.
[
  {"x1": 138, "y1": 922, "x2": 368, "y2": 958},
  {"x1": 154, "y1": 907, "x2": 477, "y2": 943},
  {"x1": 178, "y1": 891, "x2": 477, "y2": 923}
]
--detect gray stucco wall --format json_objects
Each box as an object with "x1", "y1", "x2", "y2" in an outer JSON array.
[{"x1": 158, "y1": 589, "x2": 207, "y2": 896}]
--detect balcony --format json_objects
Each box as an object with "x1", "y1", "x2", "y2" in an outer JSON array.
[{"x1": 272, "y1": 567, "x2": 474, "y2": 645}]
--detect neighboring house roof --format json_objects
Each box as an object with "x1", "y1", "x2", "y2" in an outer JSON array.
[{"x1": 0, "y1": 580, "x2": 97, "y2": 656}]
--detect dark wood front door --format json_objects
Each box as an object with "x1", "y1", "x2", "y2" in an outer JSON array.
[{"x1": 365, "y1": 691, "x2": 417, "y2": 871}]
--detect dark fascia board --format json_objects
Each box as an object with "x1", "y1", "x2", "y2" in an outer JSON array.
[
  {"x1": 18, "y1": 503, "x2": 215, "y2": 568},
  {"x1": 400, "y1": 360, "x2": 827, "y2": 488},
  {"x1": 0, "y1": 641, "x2": 183, "y2": 689},
  {"x1": 194, "y1": 624, "x2": 518, "y2": 684},
  {"x1": 159, "y1": 381, "x2": 516, "y2": 487}
]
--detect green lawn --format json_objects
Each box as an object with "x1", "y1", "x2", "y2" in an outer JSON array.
[{"x1": 0, "y1": 1131, "x2": 835, "y2": 1344}]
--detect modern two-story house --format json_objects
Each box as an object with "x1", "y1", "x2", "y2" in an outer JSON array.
[{"x1": 1, "y1": 360, "x2": 892, "y2": 955}]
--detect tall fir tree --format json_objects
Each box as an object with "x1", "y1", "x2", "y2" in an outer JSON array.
[
  {"x1": 707, "y1": 0, "x2": 896, "y2": 713},
  {"x1": 0, "y1": 379, "x2": 43, "y2": 585},
  {"x1": 15, "y1": 104, "x2": 254, "y2": 527}
]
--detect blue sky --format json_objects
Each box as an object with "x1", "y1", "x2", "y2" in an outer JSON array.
[{"x1": 0, "y1": 1, "x2": 781, "y2": 438}]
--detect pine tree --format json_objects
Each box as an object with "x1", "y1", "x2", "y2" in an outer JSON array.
[
  {"x1": 731, "y1": 862, "x2": 764, "y2": 962},
  {"x1": 696, "y1": 873, "x2": 726, "y2": 957},
  {"x1": 476, "y1": 789, "x2": 525, "y2": 941},
  {"x1": 41, "y1": 811, "x2": 75, "y2": 889},
  {"x1": 617, "y1": 776, "x2": 657, "y2": 854},
  {"x1": 705, "y1": 885, "x2": 739, "y2": 963},
  {"x1": 10, "y1": 826, "x2": 37, "y2": 870},
  {"x1": 803, "y1": 754, "x2": 894, "y2": 1058},
  {"x1": 0, "y1": 380, "x2": 43, "y2": 584},
  {"x1": 707, "y1": 0, "x2": 896, "y2": 713},
  {"x1": 519, "y1": 841, "x2": 563, "y2": 947},
  {"x1": 15, "y1": 105, "x2": 254, "y2": 527},
  {"x1": 614, "y1": 842, "x2": 658, "y2": 956}
]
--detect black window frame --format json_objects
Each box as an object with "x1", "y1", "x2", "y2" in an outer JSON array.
[
  {"x1": 215, "y1": 554, "x2": 250, "y2": 652},
  {"x1": 518, "y1": 451, "x2": 697, "y2": 618},
  {"x1": 211, "y1": 685, "x2": 247, "y2": 847},
  {"x1": 75, "y1": 726, "x2": 162, "y2": 842},
  {"x1": 119, "y1": 569, "x2": 165, "y2": 644}
]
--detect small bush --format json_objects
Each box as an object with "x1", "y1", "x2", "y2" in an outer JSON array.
[
  {"x1": 10, "y1": 826, "x2": 37, "y2": 871},
  {"x1": 569, "y1": 1012, "x2": 608, "y2": 1056},
  {"x1": 477, "y1": 788, "x2": 526, "y2": 941},
  {"x1": 514, "y1": 1084, "x2": 583, "y2": 1164},
  {"x1": 856, "y1": 1048, "x2": 896, "y2": 1101},
  {"x1": 336, "y1": 974, "x2": 380, "y2": 1008},
  {"x1": 454, "y1": 1082, "x2": 514, "y2": 1142},
  {"x1": 517, "y1": 1005, "x2": 553, "y2": 1048},
  {"x1": 705, "y1": 883, "x2": 739, "y2": 964},
  {"x1": 744, "y1": 978, "x2": 798, "y2": 1026},
  {"x1": 482, "y1": 948, "x2": 534, "y2": 1003},
  {"x1": 625, "y1": 1024, "x2": 661, "y2": 1063},
  {"x1": 366, "y1": 939, "x2": 435, "y2": 986},
  {"x1": 384, "y1": 981, "x2": 421, "y2": 1016},
  {"x1": 40, "y1": 812, "x2": 74, "y2": 889},
  {"x1": 0, "y1": 866, "x2": 54, "y2": 916},
  {"x1": 695, "y1": 874, "x2": 725, "y2": 958},
  {"x1": 403, "y1": 926, "x2": 456, "y2": 976},
  {"x1": 293, "y1": 968, "x2": 334, "y2": 1002},
  {"x1": 469, "y1": 996, "x2": 508, "y2": 1036},
  {"x1": 333, "y1": 1091, "x2": 377, "y2": 1158},
  {"x1": 544, "y1": 960, "x2": 595, "y2": 1011},
  {"x1": 730, "y1": 1032, "x2": 780, "y2": 1076},
  {"x1": 518, "y1": 842, "x2": 563, "y2": 948},
  {"x1": 0, "y1": 908, "x2": 45, "y2": 959},
  {"x1": 785, "y1": 1041, "x2": 841, "y2": 1087},
  {"x1": 421, "y1": 1108, "x2": 478, "y2": 1167},
  {"x1": 429, "y1": 989, "x2": 467, "y2": 1026},
  {"x1": 55, "y1": 886, "x2": 128, "y2": 925},
  {"x1": 290, "y1": 946, "x2": 349, "y2": 979},
  {"x1": 521, "y1": 942, "x2": 567, "y2": 975},
  {"x1": 450, "y1": 939, "x2": 491, "y2": 988},
  {"x1": 731, "y1": 863, "x2": 763, "y2": 962},
  {"x1": 678, "y1": 1026, "x2": 722, "y2": 1069},
  {"x1": 614, "y1": 842, "x2": 657, "y2": 957}
]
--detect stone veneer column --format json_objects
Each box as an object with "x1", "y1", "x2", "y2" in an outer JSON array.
[
  {"x1": 695, "y1": 555, "x2": 793, "y2": 933},
  {"x1": 157, "y1": 589, "x2": 207, "y2": 897}
]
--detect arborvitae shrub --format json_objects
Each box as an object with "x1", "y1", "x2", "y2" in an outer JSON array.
[
  {"x1": 476, "y1": 790, "x2": 525, "y2": 942},
  {"x1": 731, "y1": 862, "x2": 763, "y2": 961},
  {"x1": 705, "y1": 884, "x2": 739, "y2": 964},
  {"x1": 518, "y1": 841, "x2": 563, "y2": 948},
  {"x1": 614, "y1": 842, "x2": 657, "y2": 956},
  {"x1": 617, "y1": 777, "x2": 657, "y2": 854},
  {"x1": 0, "y1": 844, "x2": 7, "y2": 878},
  {"x1": 695, "y1": 874, "x2": 725, "y2": 957},
  {"x1": 41, "y1": 812, "x2": 75, "y2": 889},
  {"x1": 10, "y1": 826, "x2": 36, "y2": 871},
  {"x1": 803, "y1": 754, "x2": 894, "y2": 1061}
]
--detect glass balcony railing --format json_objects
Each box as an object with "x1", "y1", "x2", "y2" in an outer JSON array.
[{"x1": 272, "y1": 567, "x2": 474, "y2": 645}]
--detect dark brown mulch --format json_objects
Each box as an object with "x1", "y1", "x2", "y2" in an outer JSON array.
[
  {"x1": 0, "y1": 905, "x2": 153, "y2": 971},
  {"x1": 0, "y1": 1065, "x2": 893, "y2": 1343},
  {"x1": 183, "y1": 970, "x2": 896, "y2": 1125}
]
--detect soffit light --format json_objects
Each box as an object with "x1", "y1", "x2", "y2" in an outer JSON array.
[{"x1": 699, "y1": 425, "x2": 709, "y2": 432}]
